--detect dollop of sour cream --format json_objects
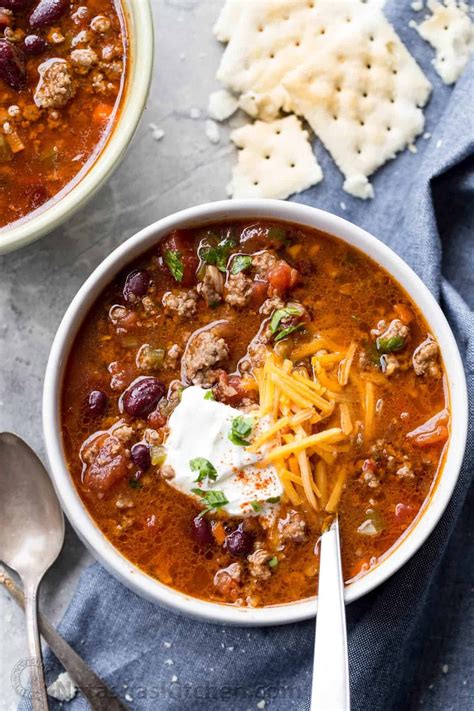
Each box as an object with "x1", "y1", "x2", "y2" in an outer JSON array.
[{"x1": 164, "y1": 386, "x2": 283, "y2": 517}]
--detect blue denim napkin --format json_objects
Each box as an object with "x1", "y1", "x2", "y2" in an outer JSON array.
[{"x1": 19, "y1": 3, "x2": 474, "y2": 710}]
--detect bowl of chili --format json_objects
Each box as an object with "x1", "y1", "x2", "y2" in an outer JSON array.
[
  {"x1": 43, "y1": 200, "x2": 468, "y2": 625},
  {"x1": 0, "y1": 0, "x2": 153, "y2": 254}
]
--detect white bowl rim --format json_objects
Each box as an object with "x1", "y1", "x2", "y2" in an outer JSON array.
[
  {"x1": 0, "y1": 0, "x2": 154, "y2": 256},
  {"x1": 43, "y1": 199, "x2": 468, "y2": 626}
]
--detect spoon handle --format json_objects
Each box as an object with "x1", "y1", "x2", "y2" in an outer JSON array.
[
  {"x1": 24, "y1": 580, "x2": 49, "y2": 711},
  {"x1": 310, "y1": 518, "x2": 350, "y2": 711},
  {"x1": 1, "y1": 568, "x2": 129, "y2": 711}
]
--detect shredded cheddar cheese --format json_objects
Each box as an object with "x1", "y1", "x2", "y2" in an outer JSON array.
[{"x1": 249, "y1": 333, "x2": 377, "y2": 514}]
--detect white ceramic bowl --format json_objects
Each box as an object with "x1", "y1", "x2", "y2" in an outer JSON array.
[
  {"x1": 0, "y1": 0, "x2": 153, "y2": 255},
  {"x1": 43, "y1": 200, "x2": 468, "y2": 626}
]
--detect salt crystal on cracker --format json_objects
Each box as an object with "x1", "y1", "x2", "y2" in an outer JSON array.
[
  {"x1": 216, "y1": 0, "x2": 431, "y2": 199},
  {"x1": 413, "y1": 0, "x2": 474, "y2": 84},
  {"x1": 229, "y1": 115, "x2": 322, "y2": 199}
]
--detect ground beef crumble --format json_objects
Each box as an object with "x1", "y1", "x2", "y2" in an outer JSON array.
[
  {"x1": 34, "y1": 59, "x2": 75, "y2": 109},
  {"x1": 412, "y1": 337, "x2": 440, "y2": 377},
  {"x1": 247, "y1": 548, "x2": 273, "y2": 581},
  {"x1": 182, "y1": 330, "x2": 229, "y2": 386},
  {"x1": 278, "y1": 510, "x2": 307, "y2": 543},
  {"x1": 225, "y1": 272, "x2": 253, "y2": 308},
  {"x1": 162, "y1": 289, "x2": 198, "y2": 318}
]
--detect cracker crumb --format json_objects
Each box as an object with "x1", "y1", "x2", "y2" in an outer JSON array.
[
  {"x1": 340, "y1": 201, "x2": 347, "y2": 211},
  {"x1": 408, "y1": 143, "x2": 418, "y2": 153},
  {"x1": 190, "y1": 107, "x2": 201, "y2": 119},
  {"x1": 47, "y1": 672, "x2": 77, "y2": 702},
  {"x1": 164, "y1": 658, "x2": 174, "y2": 666},
  {"x1": 413, "y1": 0, "x2": 474, "y2": 84},
  {"x1": 257, "y1": 701, "x2": 266, "y2": 709},
  {"x1": 442, "y1": 664, "x2": 449, "y2": 674},
  {"x1": 125, "y1": 693, "x2": 133, "y2": 702},
  {"x1": 208, "y1": 88, "x2": 239, "y2": 121},
  {"x1": 149, "y1": 123, "x2": 165, "y2": 141},
  {"x1": 423, "y1": 131, "x2": 432, "y2": 139},
  {"x1": 436, "y1": 139, "x2": 443, "y2": 148},
  {"x1": 163, "y1": 641, "x2": 172, "y2": 648},
  {"x1": 205, "y1": 119, "x2": 220, "y2": 144},
  {"x1": 171, "y1": 675, "x2": 178, "y2": 683},
  {"x1": 343, "y1": 174, "x2": 374, "y2": 200}
]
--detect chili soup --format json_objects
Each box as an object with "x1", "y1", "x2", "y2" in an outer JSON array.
[
  {"x1": 0, "y1": 0, "x2": 127, "y2": 230},
  {"x1": 61, "y1": 219, "x2": 450, "y2": 608}
]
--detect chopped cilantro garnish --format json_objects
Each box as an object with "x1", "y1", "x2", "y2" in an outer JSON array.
[
  {"x1": 164, "y1": 249, "x2": 184, "y2": 282},
  {"x1": 376, "y1": 334, "x2": 405, "y2": 353},
  {"x1": 128, "y1": 478, "x2": 142, "y2": 489},
  {"x1": 266, "y1": 496, "x2": 281, "y2": 504},
  {"x1": 200, "y1": 237, "x2": 236, "y2": 272},
  {"x1": 191, "y1": 488, "x2": 229, "y2": 517},
  {"x1": 268, "y1": 556, "x2": 278, "y2": 568},
  {"x1": 204, "y1": 390, "x2": 215, "y2": 400},
  {"x1": 250, "y1": 500, "x2": 262, "y2": 513},
  {"x1": 229, "y1": 415, "x2": 254, "y2": 446},
  {"x1": 267, "y1": 226, "x2": 290, "y2": 245},
  {"x1": 269, "y1": 306, "x2": 301, "y2": 333},
  {"x1": 230, "y1": 255, "x2": 252, "y2": 275},
  {"x1": 190, "y1": 457, "x2": 217, "y2": 483},
  {"x1": 274, "y1": 323, "x2": 304, "y2": 342}
]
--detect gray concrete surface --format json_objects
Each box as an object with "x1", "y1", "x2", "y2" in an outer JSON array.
[{"x1": 0, "y1": 1, "x2": 234, "y2": 707}]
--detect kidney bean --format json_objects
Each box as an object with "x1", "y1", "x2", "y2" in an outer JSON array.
[
  {"x1": 131, "y1": 443, "x2": 151, "y2": 471},
  {"x1": 0, "y1": 40, "x2": 26, "y2": 91},
  {"x1": 123, "y1": 269, "x2": 150, "y2": 303},
  {"x1": 2, "y1": 0, "x2": 35, "y2": 10},
  {"x1": 122, "y1": 377, "x2": 166, "y2": 418},
  {"x1": 225, "y1": 526, "x2": 254, "y2": 557},
  {"x1": 29, "y1": 0, "x2": 68, "y2": 29},
  {"x1": 192, "y1": 515, "x2": 214, "y2": 546},
  {"x1": 23, "y1": 34, "x2": 48, "y2": 55},
  {"x1": 88, "y1": 390, "x2": 107, "y2": 416}
]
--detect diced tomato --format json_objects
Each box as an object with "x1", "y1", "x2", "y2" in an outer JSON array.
[
  {"x1": 406, "y1": 409, "x2": 449, "y2": 448},
  {"x1": 249, "y1": 280, "x2": 268, "y2": 309},
  {"x1": 83, "y1": 434, "x2": 128, "y2": 492},
  {"x1": 147, "y1": 409, "x2": 166, "y2": 429},
  {"x1": 213, "y1": 372, "x2": 257, "y2": 406},
  {"x1": 0, "y1": 9, "x2": 12, "y2": 29},
  {"x1": 268, "y1": 261, "x2": 299, "y2": 295},
  {"x1": 160, "y1": 230, "x2": 199, "y2": 287}
]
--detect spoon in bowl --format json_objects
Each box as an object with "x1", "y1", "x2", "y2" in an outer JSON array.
[
  {"x1": 310, "y1": 517, "x2": 350, "y2": 711},
  {"x1": 0, "y1": 432, "x2": 65, "y2": 711}
]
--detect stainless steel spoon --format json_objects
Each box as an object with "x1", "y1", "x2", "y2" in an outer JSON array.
[
  {"x1": 311, "y1": 517, "x2": 350, "y2": 711},
  {"x1": 0, "y1": 566, "x2": 130, "y2": 711},
  {"x1": 0, "y1": 432, "x2": 65, "y2": 711}
]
